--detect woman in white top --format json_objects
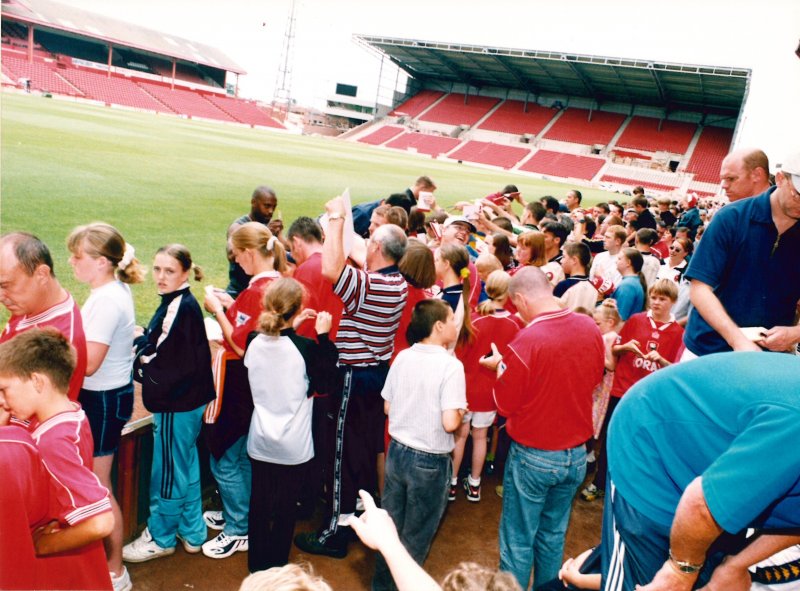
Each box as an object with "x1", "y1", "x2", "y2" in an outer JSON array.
[
  {"x1": 655, "y1": 236, "x2": 692, "y2": 285},
  {"x1": 68, "y1": 222, "x2": 144, "y2": 591}
]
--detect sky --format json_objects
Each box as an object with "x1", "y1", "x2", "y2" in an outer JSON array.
[{"x1": 55, "y1": 0, "x2": 800, "y2": 163}]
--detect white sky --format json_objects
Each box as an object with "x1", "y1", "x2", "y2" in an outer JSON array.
[{"x1": 56, "y1": 0, "x2": 800, "y2": 164}]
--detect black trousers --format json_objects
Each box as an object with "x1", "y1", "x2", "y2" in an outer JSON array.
[
  {"x1": 319, "y1": 363, "x2": 389, "y2": 543},
  {"x1": 248, "y1": 457, "x2": 309, "y2": 572}
]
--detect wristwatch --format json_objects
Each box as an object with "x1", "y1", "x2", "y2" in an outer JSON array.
[
  {"x1": 668, "y1": 550, "x2": 704, "y2": 574},
  {"x1": 328, "y1": 212, "x2": 345, "y2": 221}
]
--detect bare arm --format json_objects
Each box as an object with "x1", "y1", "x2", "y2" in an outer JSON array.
[
  {"x1": 442, "y1": 409, "x2": 466, "y2": 433},
  {"x1": 84, "y1": 342, "x2": 110, "y2": 376},
  {"x1": 322, "y1": 197, "x2": 347, "y2": 283},
  {"x1": 349, "y1": 491, "x2": 441, "y2": 591},
  {"x1": 34, "y1": 513, "x2": 114, "y2": 555},
  {"x1": 689, "y1": 280, "x2": 760, "y2": 352},
  {"x1": 637, "y1": 477, "x2": 723, "y2": 591}
]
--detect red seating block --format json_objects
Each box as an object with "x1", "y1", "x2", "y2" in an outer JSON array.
[
  {"x1": 519, "y1": 150, "x2": 605, "y2": 180},
  {"x1": 137, "y1": 81, "x2": 236, "y2": 122},
  {"x1": 448, "y1": 140, "x2": 530, "y2": 169},
  {"x1": 59, "y1": 68, "x2": 170, "y2": 112},
  {"x1": 615, "y1": 116, "x2": 696, "y2": 154},
  {"x1": 385, "y1": 132, "x2": 461, "y2": 157},
  {"x1": 477, "y1": 100, "x2": 556, "y2": 135},
  {"x1": 357, "y1": 125, "x2": 406, "y2": 145},
  {"x1": 684, "y1": 126, "x2": 734, "y2": 183},
  {"x1": 204, "y1": 94, "x2": 284, "y2": 128},
  {"x1": 390, "y1": 90, "x2": 444, "y2": 118},
  {"x1": 542, "y1": 109, "x2": 625, "y2": 145},
  {"x1": 600, "y1": 175, "x2": 680, "y2": 192},
  {"x1": 419, "y1": 94, "x2": 500, "y2": 126}
]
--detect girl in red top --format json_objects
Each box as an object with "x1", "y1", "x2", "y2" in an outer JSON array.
[
  {"x1": 201, "y1": 222, "x2": 287, "y2": 559},
  {"x1": 392, "y1": 240, "x2": 436, "y2": 363},
  {"x1": 583, "y1": 279, "x2": 684, "y2": 502},
  {"x1": 452, "y1": 270, "x2": 521, "y2": 502}
]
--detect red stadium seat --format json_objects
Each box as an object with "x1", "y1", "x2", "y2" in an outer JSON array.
[
  {"x1": 390, "y1": 90, "x2": 444, "y2": 118},
  {"x1": 448, "y1": 140, "x2": 530, "y2": 169},
  {"x1": 684, "y1": 126, "x2": 734, "y2": 183},
  {"x1": 357, "y1": 125, "x2": 406, "y2": 145},
  {"x1": 615, "y1": 116, "x2": 696, "y2": 154},
  {"x1": 384, "y1": 132, "x2": 461, "y2": 157},
  {"x1": 519, "y1": 149, "x2": 605, "y2": 180},
  {"x1": 419, "y1": 94, "x2": 500, "y2": 126},
  {"x1": 542, "y1": 109, "x2": 625, "y2": 145},
  {"x1": 477, "y1": 100, "x2": 556, "y2": 135},
  {"x1": 600, "y1": 175, "x2": 680, "y2": 192}
]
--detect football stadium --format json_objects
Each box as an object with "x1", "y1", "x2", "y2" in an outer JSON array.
[{"x1": 2, "y1": 0, "x2": 800, "y2": 590}]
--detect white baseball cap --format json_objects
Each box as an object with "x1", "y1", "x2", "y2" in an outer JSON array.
[{"x1": 779, "y1": 151, "x2": 800, "y2": 188}]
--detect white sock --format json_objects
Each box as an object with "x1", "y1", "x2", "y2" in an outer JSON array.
[
  {"x1": 468, "y1": 475, "x2": 481, "y2": 487},
  {"x1": 451, "y1": 477, "x2": 458, "y2": 486}
]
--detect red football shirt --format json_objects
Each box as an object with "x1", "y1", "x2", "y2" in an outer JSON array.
[
  {"x1": 223, "y1": 272, "x2": 280, "y2": 355},
  {"x1": 294, "y1": 252, "x2": 344, "y2": 341},
  {"x1": 1, "y1": 293, "x2": 87, "y2": 401}
]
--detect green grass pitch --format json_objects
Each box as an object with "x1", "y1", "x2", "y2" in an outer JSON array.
[{"x1": 1, "y1": 92, "x2": 617, "y2": 323}]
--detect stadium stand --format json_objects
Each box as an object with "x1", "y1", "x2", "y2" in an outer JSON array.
[
  {"x1": 357, "y1": 125, "x2": 406, "y2": 146},
  {"x1": 476, "y1": 100, "x2": 557, "y2": 136},
  {"x1": 204, "y1": 94, "x2": 284, "y2": 128},
  {"x1": 419, "y1": 93, "x2": 500, "y2": 127},
  {"x1": 614, "y1": 116, "x2": 696, "y2": 154},
  {"x1": 384, "y1": 132, "x2": 461, "y2": 157},
  {"x1": 542, "y1": 109, "x2": 626, "y2": 146},
  {"x1": 684, "y1": 126, "x2": 734, "y2": 183},
  {"x1": 59, "y1": 67, "x2": 172, "y2": 112},
  {"x1": 519, "y1": 149, "x2": 606, "y2": 180},
  {"x1": 610, "y1": 149, "x2": 651, "y2": 161},
  {"x1": 136, "y1": 81, "x2": 236, "y2": 122},
  {"x1": 448, "y1": 140, "x2": 530, "y2": 169},
  {"x1": 390, "y1": 89, "x2": 444, "y2": 118},
  {"x1": 600, "y1": 175, "x2": 680, "y2": 193},
  {"x1": 1, "y1": 53, "x2": 79, "y2": 95}
]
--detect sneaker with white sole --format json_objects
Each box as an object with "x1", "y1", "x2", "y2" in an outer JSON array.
[
  {"x1": 203, "y1": 510, "x2": 226, "y2": 531},
  {"x1": 581, "y1": 483, "x2": 604, "y2": 502},
  {"x1": 110, "y1": 566, "x2": 132, "y2": 591},
  {"x1": 122, "y1": 528, "x2": 175, "y2": 563},
  {"x1": 202, "y1": 532, "x2": 248, "y2": 559},
  {"x1": 176, "y1": 533, "x2": 202, "y2": 554}
]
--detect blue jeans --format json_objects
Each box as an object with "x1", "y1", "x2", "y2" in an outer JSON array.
[
  {"x1": 210, "y1": 435, "x2": 251, "y2": 536},
  {"x1": 372, "y1": 439, "x2": 452, "y2": 591},
  {"x1": 147, "y1": 407, "x2": 207, "y2": 548},
  {"x1": 499, "y1": 441, "x2": 587, "y2": 590}
]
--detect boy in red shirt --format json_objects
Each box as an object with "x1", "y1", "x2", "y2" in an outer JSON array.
[
  {"x1": 582, "y1": 278, "x2": 684, "y2": 502},
  {"x1": 0, "y1": 328, "x2": 113, "y2": 590}
]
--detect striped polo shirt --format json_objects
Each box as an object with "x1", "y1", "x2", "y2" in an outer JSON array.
[{"x1": 333, "y1": 264, "x2": 407, "y2": 367}]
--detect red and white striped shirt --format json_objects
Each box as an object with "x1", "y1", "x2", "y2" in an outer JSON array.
[{"x1": 334, "y1": 264, "x2": 407, "y2": 367}]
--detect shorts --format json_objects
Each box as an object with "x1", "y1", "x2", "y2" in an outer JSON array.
[
  {"x1": 79, "y1": 382, "x2": 134, "y2": 457},
  {"x1": 462, "y1": 410, "x2": 496, "y2": 429}
]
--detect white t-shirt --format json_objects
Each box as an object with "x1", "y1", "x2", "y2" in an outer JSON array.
[
  {"x1": 245, "y1": 333, "x2": 313, "y2": 465},
  {"x1": 82, "y1": 281, "x2": 135, "y2": 390},
  {"x1": 589, "y1": 251, "x2": 622, "y2": 288},
  {"x1": 383, "y1": 343, "x2": 467, "y2": 454}
]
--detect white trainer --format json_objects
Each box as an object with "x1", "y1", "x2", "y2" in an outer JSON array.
[
  {"x1": 176, "y1": 533, "x2": 203, "y2": 554},
  {"x1": 203, "y1": 510, "x2": 226, "y2": 531},
  {"x1": 201, "y1": 532, "x2": 248, "y2": 559},
  {"x1": 110, "y1": 566, "x2": 132, "y2": 591},
  {"x1": 122, "y1": 528, "x2": 175, "y2": 563}
]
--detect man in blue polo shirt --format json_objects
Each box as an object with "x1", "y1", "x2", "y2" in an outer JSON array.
[
  {"x1": 682, "y1": 151, "x2": 800, "y2": 357},
  {"x1": 601, "y1": 352, "x2": 800, "y2": 591}
]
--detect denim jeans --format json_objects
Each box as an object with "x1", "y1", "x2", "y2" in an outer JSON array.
[
  {"x1": 148, "y1": 407, "x2": 207, "y2": 548},
  {"x1": 372, "y1": 439, "x2": 452, "y2": 591},
  {"x1": 210, "y1": 435, "x2": 251, "y2": 536},
  {"x1": 499, "y1": 440, "x2": 587, "y2": 590}
]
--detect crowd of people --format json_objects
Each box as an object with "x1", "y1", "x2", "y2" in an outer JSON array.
[{"x1": 1, "y1": 147, "x2": 799, "y2": 591}]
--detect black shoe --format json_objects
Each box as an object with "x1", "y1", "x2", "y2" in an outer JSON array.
[{"x1": 293, "y1": 531, "x2": 348, "y2": 559}]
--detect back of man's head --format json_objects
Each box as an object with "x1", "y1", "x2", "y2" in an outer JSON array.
[
  {"x1": 0, "y1": 232, "x2": 54, "y2": 277},
  {"x1": 373, "y1": 224, "x2": 407, "y2": 263},
  {"x1": 541, "y1": 196, "x2": 560, "y2": 215},
  {"x1": 636, "y1": 228, "x2": 659, "y2": 247},
  {"x1": 508, "y1": 266, "x2": 553, "y2": 300},
  {"x1": 525, "y1": 202, "x2": 546, "y2": 224},
  {"x1": 287, "y1": 217, "x2": 323, "y2": 244},
  {"x1": 415, "y1": 176, "x2": 436, "y2": 192},
  {"x1": 385, "y1": 206, "x2": 409, "y2": 231},
  {"x1": 0, "y1": 327, "x2": 75, "y2": 395}
]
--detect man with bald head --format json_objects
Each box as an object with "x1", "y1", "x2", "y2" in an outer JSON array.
[
  {"x1": 719, "y1": 148, "x2": 771, "y2": 202},
  {"x1": 0, "y1": 232, "x2": 87, "y2": 401},
  {"x1": 225, "y1": 186, "x2": 280, "y2": 297},
  {"x1": 486, "y1": 266, "x2": 604, "y2": 589}
]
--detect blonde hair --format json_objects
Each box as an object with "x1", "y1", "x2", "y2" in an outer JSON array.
[
  {"x1": 231, "y1": 222, "x2": 287, "y2": 273},
  {"x1": 477, "y1": 270, "x2": 510, "y2": 316},
  {"x1": 438, "y1": 244, "x2": 474, "y2": 347},
  {"x1": 595, "y1": 298, "x2": 622, "y2": 327},
  {"x1": 239, "y1": 564, "x2": 332, "y2": 591},
  {"x1": 475, "y1": 253, "x2": 502, "y2": 280},
  {"x1": 258, "y1": 278, "x2": 303, "y2": 335},
  {"x1": 441, "y1": 562, "x2": 522, "y2": 591},
  {"x1": 67, "y1": 222, "x2": 145, "y2": 284},
  {"x1": 516, "y1": 231, "x2": 546, "y2": 267},
  {"x1": 649, "y1": 278, "x2": 678, "y2": 302}
]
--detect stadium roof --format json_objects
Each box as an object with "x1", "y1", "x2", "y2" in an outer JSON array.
[
  {"x1": 354, "y1": 35, "x2": 750, "y2": 116},
  {"x1": 1, "y1": 0, "x2": 245, "y2": 74}
]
